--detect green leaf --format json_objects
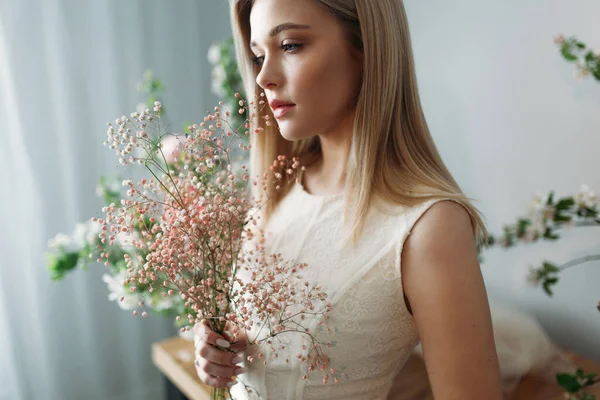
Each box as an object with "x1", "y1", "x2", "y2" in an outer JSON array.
[
  {"x1": 546, "y1": 192, "x2": 555, "y2": 206},
  {"x1": 150, "y1": 79, "x2": 164, "y2": 93},
  {"x1": 517, "y1": 218, "x2": 531, "y2": 236},
  {"x1": 47, "y1": 251, "x2": 81, "y2": 281},
  {"x1": 542, "y1": 282, "x2": 554, "y2": 297},
  {"x1": 561, "y1": 48, "x2": 578, "y2": 62},
  {"x1": 543, "y1": 228, "x2": 560, "y2": 240},
  {"x1": 585, "y1": 51, "x2": 596, "y2": 62},
  {"x1": 542, "y1": 262, "x2": 559, "y2": 272},
  {"x1": 545, "y1": 277, "x2": 559, "y2": 285},
  {"x1": 554, "y1": 213, "x2": 572, "y2": 223},
  {"x1": 556, "y1": 197, "x2": 575, "y2": 211},
  {"x1": 581, "y1": 369, "x2": 598, "y2": 383},
  {"x1": 576, "y1": 42, "x2": 586, "y2": 50},
  {"x1": 146, "y1": 95, "x2": 158, "y2": 108},
  {"x1": 556, "y1": 373, "x2": 581, "y2": 392}
]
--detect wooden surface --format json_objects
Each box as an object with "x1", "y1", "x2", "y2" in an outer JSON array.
[
  {"x1": 152, "y1": 336, "x2": 600, "y2": 400},
  {"x1": 152, "y1": 336, "x2": 212, "y2": 400},
  {"x1": 391, "y1": 348, "x2": 600, "y2": 400},
  {"x1": 506, "y1": 350, "x2": 600, "y2": 400}
]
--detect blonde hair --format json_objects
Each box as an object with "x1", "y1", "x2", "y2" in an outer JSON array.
[{"x1": 230, "y1": 0, "x2": 488, "y2": 246}]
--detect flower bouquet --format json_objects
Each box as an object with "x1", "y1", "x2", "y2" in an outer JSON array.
[{"x1": 94, "y1": 93, "x2": 335, "y2": 399}]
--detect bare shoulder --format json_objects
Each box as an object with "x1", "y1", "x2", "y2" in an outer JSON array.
[
  {"x1": 404, "y1": 199, "x2": 475, "y2": 255},
  {"x1": 401, "y1": 200, "x2": 503, "y2": 399}
]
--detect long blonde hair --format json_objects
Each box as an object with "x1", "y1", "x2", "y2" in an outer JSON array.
[{"x1": 230, "y1": 0, "x2": 488, "y2": 245}]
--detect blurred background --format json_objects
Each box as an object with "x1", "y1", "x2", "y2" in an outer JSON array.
[{"x1": 0, "y1": 0, "x2": 598, "y2": 399}]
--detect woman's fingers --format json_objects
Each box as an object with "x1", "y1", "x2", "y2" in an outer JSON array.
[
  {"x1": 194, "y1": 356, "x2": 243, "y2": 378},
  {"x1": 194, "y1": 322, "x2": 232, "y2": 348},
  {"x1": 223, "y1": 322, "x2": 249, "y2": 352},
  {"x1": 194, "y1": 359, "x2": 240, "y2": 389},
  {"x1": 192, "y1": 320, "x2": 248, "y2": 390},
  {"x1": 230, "y1": 341, "x2": 247, "y2": 353},
  {"x1": 196, "y1": 337, "x2": 243, "y2": 366},
  {"x1": 194, "y1": 321, "x2": 248, "y2": 356}
]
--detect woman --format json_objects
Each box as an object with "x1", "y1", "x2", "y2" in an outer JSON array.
[{"x1": 194, "y1": 0, "x2": 503, "y2": 398}]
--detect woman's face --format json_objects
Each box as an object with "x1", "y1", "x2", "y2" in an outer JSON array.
[{"x1": 249, "y1": 0, "x2": 363, "y2": 142}]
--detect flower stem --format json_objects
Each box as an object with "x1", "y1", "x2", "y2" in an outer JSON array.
[{"x1": 559, "y1": 254, "x2": 600, "y2": 271}]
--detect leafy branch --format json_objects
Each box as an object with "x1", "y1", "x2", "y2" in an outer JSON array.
[
  {"x1": 480, "y1": 185, "x2": 599, "y2": 309},
  {"x1": 555, "y1": 34, "x2": 600, "y2": 81},
  {"x1": 557, "y1": 368, "x2": 600, "y2": 400}
]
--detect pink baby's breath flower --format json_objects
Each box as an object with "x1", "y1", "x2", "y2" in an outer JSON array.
[
  {"x1": 97, "y1": 94, "x2": 329, "y2": 396},
  {"x1": 159, "y1": 136, "x2": 181, "y2": 164}
]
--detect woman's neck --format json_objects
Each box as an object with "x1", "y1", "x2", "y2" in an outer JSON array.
[{"x1": 301, "y1": 112, "x2": 354, "y2": 196}]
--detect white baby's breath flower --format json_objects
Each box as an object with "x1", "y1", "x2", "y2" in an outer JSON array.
[
  {"x1": 72, "y1": 220, "x2": 103, "y2": 249},
  {"x1": 47, "y1": 233, "x2": 73, "y2": 250},
  {"x1": 211, "y1": 65, "x2": 227, "y2": 96},
  {"x1": 96, "y1": 184, "x2": 105, "y2": 198},
  {"x1": 528, "y1": 191, "x2": 547, "y2": 215},
  {"x1": 85, "y1": 220, "x2": 103, "y2": 244},
  {"x1": 48, "y1": 219, "x2": 103, "y2": 253},
  {"x1": 207, "y1": 43, "x2": 221, "y2": 65},
  {"x1": 159, "y1": 135, "x2": 181, "y2": 164},
  {"x1": 526, "y1": 191, "x2": 554, "y2": 235},
  {"x1": 71, "y1": 223, "x2": 89, "y2": 249},
  {"x1": 528, "y1": 217, "x2": 547, "y2": 236},
  {"x1": 109, "y1": 181, "x2": 120, "y2": 192},
  {"x1": 116, "y1": 230, "x2": 140, "y2": 249},
  {"x1": 576, "y1": 184, "x2": 597, "y2": 209},
  {"x1": 574, "y1": 64, "x2": 590, "y2": 79},
  {"x1": 102, "y1": 270, "x2": 142, "y2": 310},
  {"x1": 149, "y1": 293, "x2": 179, "y2": 312}
]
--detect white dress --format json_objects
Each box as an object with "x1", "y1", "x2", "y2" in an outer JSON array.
[{"x1": 231, "y1": 180, "x2": 445, "y2": 400}]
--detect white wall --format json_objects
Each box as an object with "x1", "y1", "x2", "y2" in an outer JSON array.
[{"x1": 404, "y1": 0, "x2": 600, "y2": 361}]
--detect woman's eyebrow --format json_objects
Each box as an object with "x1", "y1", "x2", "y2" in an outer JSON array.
[{"x1": 250, "y1": 22, "x2": 311, "y2": 48}]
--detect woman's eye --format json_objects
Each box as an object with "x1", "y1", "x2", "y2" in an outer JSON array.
[
  {"x1": 251, "y1": 55, "x2": 264, "y2": 66},
  {"x1": 281, "y1": 43, "x2": 302, "y2": 52},
  {"x1": 251, "y1": 44, "x2": 302, "y2": 66}
]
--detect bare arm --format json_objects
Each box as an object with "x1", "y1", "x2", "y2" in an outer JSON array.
[{"x1": 402, "y1": 201, "x2": 503, "y2": 400}]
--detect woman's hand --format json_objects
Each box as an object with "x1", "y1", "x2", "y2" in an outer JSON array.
[{"x1": 193, "y1": 320, "x2": 248, "y2": 389}]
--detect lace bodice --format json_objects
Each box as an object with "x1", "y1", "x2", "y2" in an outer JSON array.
[{"x1": 231, "y1": 181, "x2": 443, "y2": 400}]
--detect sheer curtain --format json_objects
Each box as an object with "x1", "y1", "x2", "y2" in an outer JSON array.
[{"x1": 0, "y1": 1, "x2": 231, "y2": 399}]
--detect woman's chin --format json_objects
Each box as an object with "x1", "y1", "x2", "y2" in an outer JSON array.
[{"x1": 278, "y1": 126, "x2": 313, "y2": 142}]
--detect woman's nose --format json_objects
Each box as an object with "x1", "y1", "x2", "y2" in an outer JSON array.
[{"x1": 255, "y1": 57, "x2": 282, "y2": 90}]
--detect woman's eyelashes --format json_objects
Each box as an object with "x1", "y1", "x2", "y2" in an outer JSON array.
[
  {"x1": 251, "y1": 43, "x2": 304, "y2": 66},
  {"x1": 281, "y1": 43, "x2": 303, "y2": 52}
]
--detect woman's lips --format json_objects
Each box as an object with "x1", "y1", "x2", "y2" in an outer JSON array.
[{"x1": 272, "y1": 104, "x2": 295, "y2": 119}]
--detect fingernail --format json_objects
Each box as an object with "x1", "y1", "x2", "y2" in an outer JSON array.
[
  {"x1": 226, "y1": 380, "x2": 238, "y2": 387},
  {"x1": 235, "y1": 367, "x2": 247, "y2": 375},
  {"x1": 216, "y1": 339, "x2": 231, "y2": 348},
  {"x1": 232, "y1": 355, "x2": 244, "y2": 364}
]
